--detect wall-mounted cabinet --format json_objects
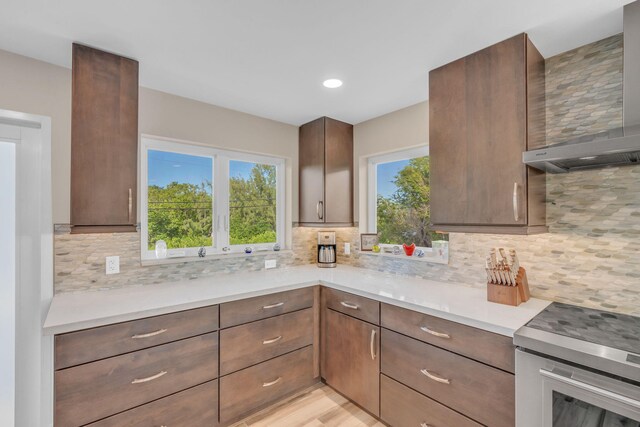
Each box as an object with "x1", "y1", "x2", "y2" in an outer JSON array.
[
  {"x1": 299, "y1": 117, "x2": 353, "y2": 226},
  {"x1": 71, "y1": 44, "x2": 139, "y2": 233},
  {"x1": 429, "y1": 33, "x2": 547, "y2": 235}
]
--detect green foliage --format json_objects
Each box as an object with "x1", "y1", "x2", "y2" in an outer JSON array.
[{"x1": 376, "y1": 156, "x2": 444, "y2": 248}]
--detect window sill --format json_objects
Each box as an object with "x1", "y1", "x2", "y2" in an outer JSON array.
[
  {"x1": 356, "y1": 249, "x2": 448, "y2": 265},
  {"x1": 140, "y1": 249, "x2": 292, "y2": 267}
]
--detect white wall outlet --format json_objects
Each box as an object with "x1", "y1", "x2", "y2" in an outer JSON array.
[
  {"x1": 265, "y1": 259, "x2": 277, "y2": 269},
  {"x1": 344, "y1": 243, "x2": 351, "y2": 255},
  {"x1": 105, "y1": 256, "x2": 120, "y2": 275}
]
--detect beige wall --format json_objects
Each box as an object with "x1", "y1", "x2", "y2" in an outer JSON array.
[
  {"x1": 353, "y1": 101, "x2": 428, "y2": 230},
  {"x1": 0, "y1": 49, "x2": 299, "y2": 236}
]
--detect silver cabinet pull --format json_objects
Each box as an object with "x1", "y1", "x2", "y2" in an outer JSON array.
[
  {"x1": 131, "y1": 328, "x2": 168, "y2": 339},
  {"x1": 131, "y1": 370, "x2": 167, "y2": 384},
  {"x1": 262, "y1": 335, "x2": 282, "y2": 345},
  {"x1": 420, "y1": 423, "x2": 432, "y2": 427},
  {"x1": 262, "y1": 377, "x2": 282, "y2": 387},
  {"x1": 420, "y1": 326, "x2": 450, "y2": 339},
  {"x1": 262, "y1": 302, "x2": 284, "y2": 309},
  {"x1": 513, "y1": 182, "x2": 520, "y2": 222},
  {"x1": 370, "y1": 329, "x2": 377, "y2": 360},
  {"x1": 420, "y1": 368, "x2": 450, "y2": 384},
  {"x1": 316, "y1": 201, "x2": 324, "y2": 220},
  {"x1": 340, "y1": 301, "x2": 359, "y2": 310},
  {"x1": 128, "y1": 188, "x2": 133, "y2": 223}
]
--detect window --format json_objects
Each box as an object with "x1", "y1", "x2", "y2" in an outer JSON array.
[
  {"x1": 367, "y1": 146, "x2": 445, "y2": 249},
  {"x1": 141, "y1": 137, "x2": 285, "y2": 259}
]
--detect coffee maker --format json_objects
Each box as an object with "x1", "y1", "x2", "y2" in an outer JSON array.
[{"x1": 317, "y1": 231, "x2": 336, "y2": 268}]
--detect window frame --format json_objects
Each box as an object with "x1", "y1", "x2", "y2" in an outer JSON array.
[
  {"x1": 367, "y1": 145, "x2": 431, "y2": 251},
  {"x1": 140, "y1": 136, "x2": 285, "y2": 260}
]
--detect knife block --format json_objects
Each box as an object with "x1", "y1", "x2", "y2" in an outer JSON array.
[{"x1": 487, "y1": 267, "x2": 530, "y2": 306}]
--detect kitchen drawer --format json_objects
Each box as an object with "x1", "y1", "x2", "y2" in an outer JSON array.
[
  {"x1": 55, "y1": 332, "x2": 218, "y2": 427},
  {"x1": 220, "y1": 345, "x2": 316, "y2": 424},
  {"x1": 381, "y1": 329, "x2": 514, "y2": 427},
  {"x1": 55, "y1": 305, "x2": 219, "y2": 370},
  {"x1": 380, "y1": 374, "x2": 481, "y2": 427},
  {"x1": 322, "y1": 287, "x2": 379, "y2": 325},
  {"x1": 221, "y1": 308, "x2": 314, "y2": 375},
  {"x1": 85, "y1": 380, "x2": 219, "y2": 427},
  {"x1": 220, "y1": 287, "x2": 314, "y2": 328},
  {"x1": 381, "y1": 303, "x2": 515, "y2": 373}
]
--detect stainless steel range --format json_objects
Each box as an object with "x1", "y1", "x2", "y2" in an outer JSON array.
[{"x1": 514, "y1": 302, "x2": 640, "y2": 426}]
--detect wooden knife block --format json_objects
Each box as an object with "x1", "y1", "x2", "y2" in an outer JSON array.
[{"x1": 487, "y1": 267, "x2": 530, "y2": 307}]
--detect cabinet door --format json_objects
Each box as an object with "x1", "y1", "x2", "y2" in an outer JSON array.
[
  {"x1": 324, "y1": 118, "x2": 353, "y2": 224},
  {"x1": 322, "y1": 308, "x2": 379, "y2": 416},
  {"x1": 71, "y1": 44, "x2": 138, "y2": 232},
  {"x1": 299, "y1": 117, "x2": 325, "y2": 224}
]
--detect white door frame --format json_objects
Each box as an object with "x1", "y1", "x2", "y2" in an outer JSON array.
[{"x1": 0, "y1": 109, "x2": 53, "y2": 427}]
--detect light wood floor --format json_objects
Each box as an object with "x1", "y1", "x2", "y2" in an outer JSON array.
[{"x1": 231, "y1": 384, "x2": 386, "y2": 427}]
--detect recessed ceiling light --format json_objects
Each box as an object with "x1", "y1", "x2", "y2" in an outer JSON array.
[
  {"x1": 579, "y1": 156, "x2": 597, "y2": 160},
  {"x1": 323, "y1": 79, "x2": 343, "y2": 89}
]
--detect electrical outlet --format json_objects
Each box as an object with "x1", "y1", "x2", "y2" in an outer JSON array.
[
  {"x1": 265, "y1": 259, "x2": 277, "y2": 269},
  {"x1": 344, "y1": 243, "x2": 351, "y2": 255},
  {"x1": 106, "y1": 256, "x2": 120, "y2": 275}
]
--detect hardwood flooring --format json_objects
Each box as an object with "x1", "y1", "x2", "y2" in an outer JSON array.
[{"x1": 231, "y1": 384, "x2": 386, "y2": 427}]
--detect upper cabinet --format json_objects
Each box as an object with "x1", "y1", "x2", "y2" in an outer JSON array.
[
  {"x1": 429, "y1": 34, "x2": 547, "y2": 235},
  {"x1": 71, "y1": 44, "x2": 139, "y2": 233},
  {"x1": 299, "y1": 117, "x2": 354, "y2": 226}
]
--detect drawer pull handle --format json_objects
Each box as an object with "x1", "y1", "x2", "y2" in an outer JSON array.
[
  {"x1": 370, "y1": 329, "x2": 377, "y2": 360},
  {"x1": 420, "y1": 326, "x2": 450, "y2": 339},
  {"x1": 340, "y1": 301, "x2": 359, "y2": 310},
  {"x1": 420, "y1": 423, "x2": 432, "y2": 427},
  {"x1": 131, "y1": 328, "x2": 168, "y2": 339},
  {"x1": 262, "y1": 377, "x2": 282, "y2": 387},
  {"x1": 262, "y1": 335, "x2": 283, "y2": 345},
  {"x1": 420, "y1": 369, "x2": 450, "y2": 384},
  {"x1": 131, "y1": 370, "x2": 167, "y2": 384},
  {"x1": 262, "y1": 302, "x2": 284, "y2": 309}
]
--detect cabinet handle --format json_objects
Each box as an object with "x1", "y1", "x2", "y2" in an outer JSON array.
[
  {"x1": 420, "y1": 423, "x2": 432, "y2": 427},
  {"x1": 316, "y1": 201, "x2": 324, "y2": 220},
  {"x1": 262, "y1": 377, "x2": 282, "y2": 387},
  {"x1": 131, "y1": 328, "x2": 168, "y2": 339},
  {"x1": 513, "y1": 182, "x2": 520, "y2": 222},
  {"x1": 131, "y1": 370, "x2": 167, "y2": 384},
  {"x1": 340, "y1": 301, "x2": 359, "y2": 310},
  {"x1": 128, "y1": 188, "x2": 133, "y2": 223},
  {"x1": 420, "y1": 368, "x2": 450, "y2": 384},
  {"x1": 262, "y1": 302, "x2": 284, "y2": 309},
  {"x1": 419, "y1": 326, "x2": 450, "y2": 339},
  {"x1": 262, "y1": 335, "x2": 282, "y2": 345},
  {"x1": 370, "y1": 329, "x2": 377, "y2": 360}
]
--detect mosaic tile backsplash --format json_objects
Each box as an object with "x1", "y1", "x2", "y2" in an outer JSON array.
[{"x1": 54, "y1": 34, "x2": 640, "y2": 316}]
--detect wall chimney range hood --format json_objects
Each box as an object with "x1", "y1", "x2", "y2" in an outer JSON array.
[{"x1": 524, "y1": 1, "x2": 640, "y2": 173}]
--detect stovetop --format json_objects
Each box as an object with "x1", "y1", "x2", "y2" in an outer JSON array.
[{"x1": 526, "y1": 302, "x2": 640, "y2": 355}]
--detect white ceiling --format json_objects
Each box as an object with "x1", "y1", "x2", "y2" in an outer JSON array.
[{"x1": 0, "y1": 0, "x2": 634, "y2": 125}]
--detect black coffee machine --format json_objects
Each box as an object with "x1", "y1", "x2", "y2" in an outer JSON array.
[{"x1": 317, "y1": 231, "x2": 336, "y2": 268}]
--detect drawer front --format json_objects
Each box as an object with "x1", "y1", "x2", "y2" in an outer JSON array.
[
  {"x1": 323, "y1": 287, "x2": 379, "y2": 324},
  {"x1": 381, "y1": 303, "x2": 515, "y2": 373},
  {"x1": 86, "y1": 380, "x2": 219, "y2": 427},
  {"x1": 381, "y1": 329, "x2": 514, "y2": 427},
  {"x1": 381, "y1": 374, "x2": 481, "y2": 427},
  {"x1": 220, "y1": 345, "x2": 316, "y2": 424},
  {"x1": 221, "y1": 308, "x2": 314, "y2": 375},
  {"x1": 55, "y1": 332, "x2": 219, "y2": 427},
  {"x1": 55, "y1": 305, "x2": 219, "y2": 370},
  {"x1": 220, "y1": 287, "x2": 314, "y2": 328}
]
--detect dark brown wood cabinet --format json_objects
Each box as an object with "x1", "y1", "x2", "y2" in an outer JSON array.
[
  {"x1": 322, "y1": 307, "x2": 380, "y2": 416},
  {"x1": 299, "y1": 117, "x2": 353, "y2": 226},
  {"x1": 71, "y1": 43, "x2": 139, "y2": 233},
  {"x1": 429, "y1": 33, "x2": 547, "y2": 234}
]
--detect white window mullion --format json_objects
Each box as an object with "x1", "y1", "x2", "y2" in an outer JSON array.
[{"x1": 216, "y1": 155, "x2": 230, "y2": 249}]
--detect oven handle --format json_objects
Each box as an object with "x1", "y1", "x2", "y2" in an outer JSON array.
[{"x1": 539, "y1": 368, "x2": 640, "y2": 410}]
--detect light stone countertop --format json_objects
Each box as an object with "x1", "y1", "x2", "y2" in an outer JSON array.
[{"x1": 43, "y1": 265, "x2": 550, "y2": 337}]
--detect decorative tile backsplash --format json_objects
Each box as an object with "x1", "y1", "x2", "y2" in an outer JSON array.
[{"x1": 54, "y1": 34, "x2": 640, "y2": 316}]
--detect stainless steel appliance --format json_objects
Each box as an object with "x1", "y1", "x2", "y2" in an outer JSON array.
[
  {"x1": 514, "y1": 303, "x2": 640, "y2": 426},
  {"x1": 317, "y1": 231, "x2": 336, "y2": 268}
]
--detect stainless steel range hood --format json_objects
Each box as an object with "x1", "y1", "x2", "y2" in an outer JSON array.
[{"x1": 523, "y1": 1, "x2": 640, "y2": 173}]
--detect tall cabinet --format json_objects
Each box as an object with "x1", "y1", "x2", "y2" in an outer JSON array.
[
  {"x1": 429, "y1": 33, "x2": 547, "y2": 234},
  {"x1": 298, "y1": 117, "x2": 353, "y2": 226}
]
